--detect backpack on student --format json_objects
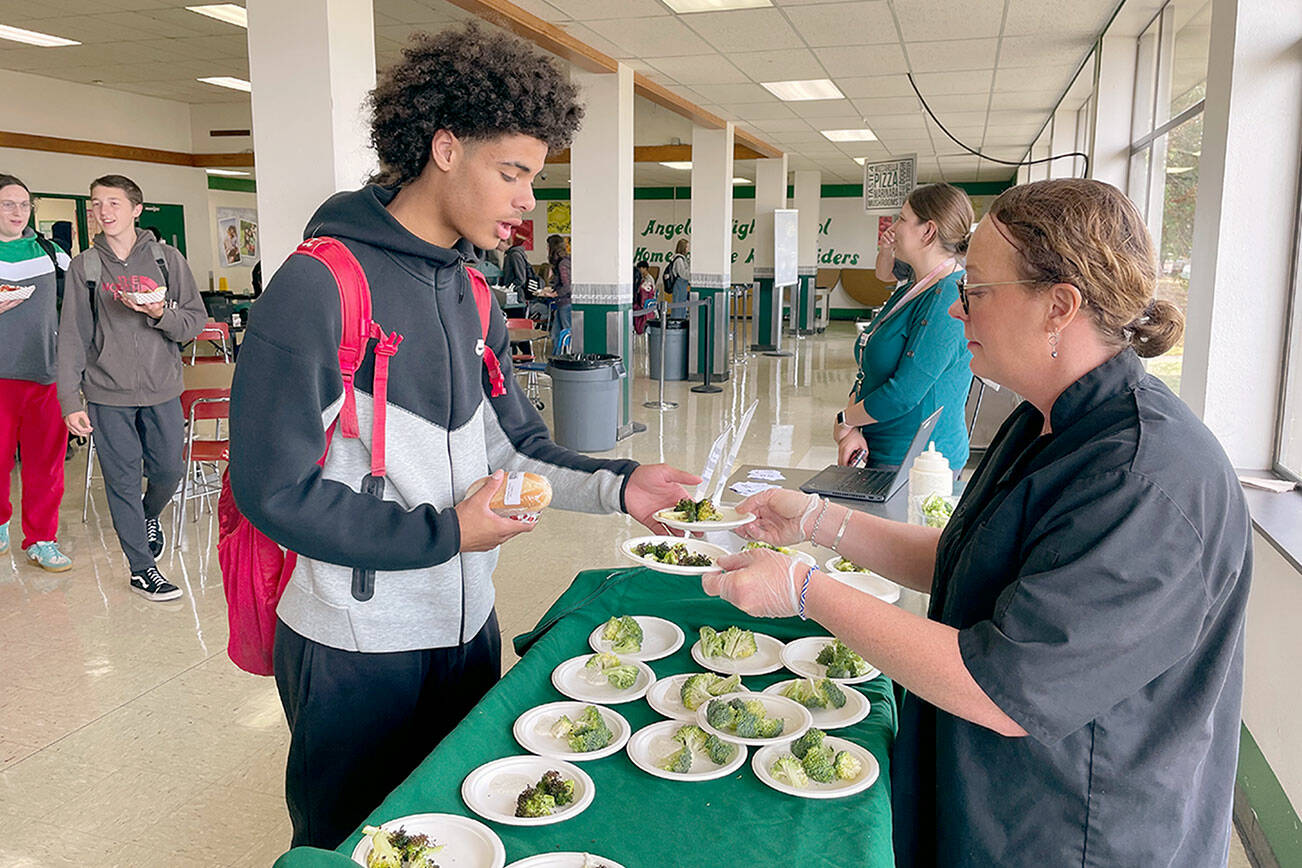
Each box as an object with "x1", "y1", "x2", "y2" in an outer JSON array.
[
  {"x1": 662, "y1": 252, "x2": 688, "y2": 296},
  {"x1": 81, "y1": 239, "x2": 172, "y2": 340},
  {"x1": 216, "y1": 237, "x2": 506, "y2": 676},
  {"x1": 32, "y1": 234, "x2": 65, "y2": 305}
]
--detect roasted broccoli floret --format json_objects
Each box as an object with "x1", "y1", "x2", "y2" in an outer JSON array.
[
  {"x1": 706, "y1": 698, "x2": 737, "y2": 730},
  {"x1": 674, "y1": 497, "x2": 698, "y2": 521},
  {"x1": 704, "y1": 733, "x2": 737, "y2": 765},
  {"x1": 699, "y1": 626, "x2": 725, "y2": 657},
  {"x1": 818, "y1": 678, "x2": 847, "y2": 709},
  {"x1": 755, "y1": 716, "x2": 786, "y2": 739},
  {"x1": 539, "y1": 769, "x2": 576, "y2": 806},
  {"x1": 550, "y1": 714, "x2": 575, "y2": 740},
  {"x1": 575, "y1": 705, "x2": 604, "y2": 731},
  {"x1": 363, "y1": 826, "x2": 442, "y2": 868},
  {"x1": 791, "y1": 727, "x2": 826, "y2": 760},
  {"x1": 565, "y1": 706, "x2": 613, "y2": 753},
  {"x1": 674, "y1": 724, "x2": 709, "y2": 753},
  {"x1": 601, "y1": 615, "x2": 643, "y2": 654},
  {"x1": 680, "y1": 673, "x2": 718, "y2": 711},
  {"x1": 803, "y1": 745, "x2": 836, "y2": 783},
  {"x1": 586, "y1": 651, "x2": 622, "y2": 671},
  {"x1": 734, "y1": 708, "x2": 762, "y2": 738},
  {"x1": 515, "y1": 784, "x2": 556, "y2": 818},
  {"x1": 708, "y1": 673, "x2": 741, "y2": 696},
  {"x1": 740, "y1": 698, "x2": 768, "y2": 718},
  {"x1": 769, "y1": 754, "x2": 809, "y2": 788},
  {"x1": 600, "y1": 664, "x2": 636, "y2": 690},
  {"x1": 695, "y1": 499, "x2": 721, "y2": 521},
  {"x1": 817, "y1": 639, "x2": 871, "y2": 679},
  {"x1": 659, "y1": 745, "x2": 694, "y2": 774},
  {"x1": 833, "y1": 750, "x2": 863, "y2": 781},
  {"x1": 781, "y1": 678, "x2": 827, "y2": 709},
  {"x1": 720, "y1": 625, "x2": 757, "y2": 659}
]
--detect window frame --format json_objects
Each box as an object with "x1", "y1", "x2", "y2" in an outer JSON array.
[{"x1": 1274, "y1": 179, "x2": 1302, "y2": 482}]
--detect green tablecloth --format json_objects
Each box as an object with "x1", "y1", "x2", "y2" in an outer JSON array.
[{"x1": 274, "y1": 566, "x2": 898, "y2": 867}]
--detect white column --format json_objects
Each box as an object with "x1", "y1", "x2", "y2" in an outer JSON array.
[
  {"x1": 794, "y1": 169, "x2": 821, "y2": 331},
  {"x1": 750, "y1": 155, "x2": 787, "y2": 349},
  {"x1": 688, "y1": 123, "x2": 734, "y2": 378},
  {"x1": 1048, "y1": 108, "x2": 1078, "y2": 179},
  {"x1": 1180, "y1": 0, "x2": 1302, "y2": 468},
  {"x1": 569, "y1": 63, "x2": 635, "y2": 426},
  {"x1": 1089, "y1": 34, "x2": 1138, "y2": 190},
  {"x1": 247, "y1": 0, "x2": 376, "y2": 277}
]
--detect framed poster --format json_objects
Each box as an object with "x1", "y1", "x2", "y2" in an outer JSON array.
[
  {"x1": 216, "y1": 206, "x2": 258, "y2": 265},
  {"x1": 863, "y1": 155, "x2": 916, "y2": 214}
]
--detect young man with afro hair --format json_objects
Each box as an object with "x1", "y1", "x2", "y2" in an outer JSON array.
[{"x1": 229, "y1": 24, "x2": 697, "y2": 849}]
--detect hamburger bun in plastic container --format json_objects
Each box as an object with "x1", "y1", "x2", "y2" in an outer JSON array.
[{"x1": 465, "y1": 471, "x2": 552, "y2": 522}]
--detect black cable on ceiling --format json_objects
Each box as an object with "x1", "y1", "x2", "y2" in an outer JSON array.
[{"x1": 905, "y1": 73, "x2": 1090, "y2": 177}]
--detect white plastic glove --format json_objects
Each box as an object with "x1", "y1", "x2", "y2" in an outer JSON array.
[
  {"x1": 703, "y1": 548, "x2": 813, "y2": 619},
  {"x1": 735, "y1": 489, "x2": 822, "y2": 546}
]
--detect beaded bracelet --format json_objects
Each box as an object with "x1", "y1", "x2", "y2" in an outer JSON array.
[
  {"x1": 798, "y1": 564, "x2": 816, "y2": 620},
  {"x1": 809, "y1": 498, "x2": 829, "y2": 543}
]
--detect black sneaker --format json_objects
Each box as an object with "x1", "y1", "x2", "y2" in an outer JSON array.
[
  {"x1": 145, "y1": 516, "x2": 166, "y2": 559},
  {"x1": 130, "y1": 567, "x2": 182, "y2": 602}
]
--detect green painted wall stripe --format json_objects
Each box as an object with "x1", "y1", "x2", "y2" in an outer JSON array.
[
  {"x1": 539, "y1": 177, "x2": 1015, "y2": 204},
  {"x1": 207, "y1": 176, "x2": 256, "y2": 193},
  {"x1": 1238, "y1": 723, "x2": 1302, "y2": 864}
]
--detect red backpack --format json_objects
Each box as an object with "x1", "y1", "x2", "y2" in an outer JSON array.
[{"x1": 217, "y1": 237, "x2": 506, "y2": 676}]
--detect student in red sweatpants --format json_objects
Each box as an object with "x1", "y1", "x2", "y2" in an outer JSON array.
[{"x1": 0, "y1": 173, "x2": 72, "y2": 570}]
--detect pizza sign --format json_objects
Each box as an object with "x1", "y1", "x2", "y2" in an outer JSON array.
[{"x1": 863, "y1": 156, "x2": 917, "y2": 213}]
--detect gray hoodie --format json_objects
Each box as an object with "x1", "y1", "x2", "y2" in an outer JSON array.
[{"x1": 57, "y1": 231, "x2": 207, "y2": 415}]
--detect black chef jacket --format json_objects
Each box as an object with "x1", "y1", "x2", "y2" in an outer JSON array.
[{"x1": 892, "y1": 349, "x2": 1252, "y2": 867}]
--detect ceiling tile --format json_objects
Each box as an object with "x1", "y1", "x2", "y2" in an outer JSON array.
[
  {"x1": 783, "y1": 2, "x2": 897, "y2": 48},
  {"x1": 988, "y1": 90, "x2": 1060, "y2": 111},
  {"x1": 910, "y1": 69, "x2": 995, "y2": 96},
  {"x1": 728, "y1": 48, "x2": 826, "y2": 81},
  {"x1": 906, "y1": 38, "x2": 997, "y2": 73},
  {"x1": 649, "y1": 54, "x2": 749, "y2": 85},
  {"x1": 548, "y1": 0, "x2": 669, "y2": 19},
  {"x1": 834, "y1": 74, "x2": 917, "y2": 99},
  {"x1": 584, "y1": 16, "x2": 714, "y2": 58},
  {"x1": 689, "y1": 82, "x2": 775, "y2": 102},
  {"x1": 560, "y1": 23, "x2": 627, "y2": 58},
  {"x1": 851, "y1": 95, "x2": 922, "y2": 115},
  {"x1": 998, "y1": 34, "x2": 1092, "y2": 68},
  {"x1": 1002, "y1": 0, "x2": 1114, "y2": 37},
  {"x1": 992, "y1": 64, "x2": 1078, "y2": 92},
  {"x1": 913, "y1": 93, "x2": 991, "y2": 114},
  {"x1": 681, "y1": 8, "x2": 805, "y2": 53},
  {"x1": 814, "y1": 43, "x2": 908, "y2": 77},
  {"x1": 748, "y1": 117, "x2": 816, "y2": 132},
  {"x1": 894, "y1": 0, "x2": 1005, "y2": 41},
  {"x1": 787, "y1": 98, "x2": 859, "y2": 118},
  {"x1": 726, "y1": 100, "x2": 798, "y2": 120},
  {"x1": 505, "y1": 0, "x2": 569, "y2": 20}
]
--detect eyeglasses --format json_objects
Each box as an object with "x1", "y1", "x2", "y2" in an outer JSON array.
[
  {"x1": 956, "y1": 275, "x2": 1041, "y2": 315},
  {"x1": 0, "y1": 199, "x2": 33, "y2": 214}
]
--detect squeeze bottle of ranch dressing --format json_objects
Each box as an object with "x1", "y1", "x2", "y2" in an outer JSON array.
[{"x1": 907, "y1": 442, "x2": 953, "y2": 525}]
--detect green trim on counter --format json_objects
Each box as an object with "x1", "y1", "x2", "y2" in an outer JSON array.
[{"x1": 1238, "y1": 722, "x2": 1302, "y2": 864}]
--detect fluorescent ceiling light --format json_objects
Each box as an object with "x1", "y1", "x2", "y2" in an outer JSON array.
[
  {"x1": 662, "y1": 0, "x2": 772, "y2": 12},
  {"x1": 186, "y1": 4, "x2": 248, "y2": 28},
  {"x1": 732, "y1": 177, "x2": 752, "y2": 184},
  {"x1": 659, "y1": 161, "x2": 693, "y2": 170},
  {"x1": 853, "y1": 157, "x2": 867, "y2": 166},
  {"x1": 205, "y1": 168, "x2": 249, "y2": 176},
  {"x1": 0, "y1": 24, "x2": 80, "y2": 47},
  {"x1": 197, "y1": 76, "x2": 251, "y2": 92},
  {"x1": 821, "y1": 128, "x2": 877, "y2": 142},
  {"x1": 761, "y1": 79, "x2": 843, "y2": 102}
]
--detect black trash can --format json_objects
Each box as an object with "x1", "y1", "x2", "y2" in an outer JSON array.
[
  {"x1": 647, "y1": 317, "x2": 689, "y2": 381},
  {"x1": 546, "y1": 353, "x2": 627, "y2": 452}
]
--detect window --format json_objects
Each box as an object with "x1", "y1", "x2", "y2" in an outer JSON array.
[
  {"x1": 1277, "y1": 186, "x2": 1302, "y2": 481},
  {"x1": 1127, "y1": 0, "x2": 1211, "y2": 394}
]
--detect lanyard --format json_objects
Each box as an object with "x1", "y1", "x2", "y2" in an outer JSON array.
[{"x1": 857, "y1": 258, "x2": 957, "y2": 347}]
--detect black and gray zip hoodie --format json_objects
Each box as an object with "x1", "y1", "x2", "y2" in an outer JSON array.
[{"x1": 229, "y1": 185, "x2": 637, "y2": 654}]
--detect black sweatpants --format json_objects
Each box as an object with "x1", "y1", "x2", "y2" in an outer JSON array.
[
  {"x1": 87, "y1": 399, "x2": 184, "y2": 572},
  {"x1": 272, "y1": 611, "x2": 502, "y2": 850}
]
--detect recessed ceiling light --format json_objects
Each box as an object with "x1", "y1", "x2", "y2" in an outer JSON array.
[
  {"x1": 661, "y1": 0, "x2": 771, "y2": 12},
  {"x1": 732, "y1": 177, "x2": 752, "y2": 184},
  {"x1": 760, "y1": 79, "x2": 843, "y2": 102},
  {"x1": 659, "y1": 161, "x2": 693, "y2": 170},
  {"x1": 197, "y1": 76, "x2": 251, "y2": 92},
  {"x1": 205, "y1": 168, "x2": 250, "y2": 176},
  {"x1": 0, "y1": 24, "x2": 80, "y2": 47},
  {"x1": 186, "y1": 4, "x2": 248, "y2": 28},
  {"x1": 852, "y1": 157, "x2": 867, "y2": 166},
  {"x1": 821, "y1": 128, "x2": 877, "y2": 142}
]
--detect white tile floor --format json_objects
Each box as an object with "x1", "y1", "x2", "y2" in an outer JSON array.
[{"x1": 0, "y1": 323, "x2": 1253, "y2": 866}]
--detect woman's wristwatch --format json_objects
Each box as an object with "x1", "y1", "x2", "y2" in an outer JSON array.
[{"x1": 835, "y1": 410, "x2": 855, "y2": 433}]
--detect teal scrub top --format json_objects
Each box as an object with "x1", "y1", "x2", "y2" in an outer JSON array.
[{"x1": 852, "y1": 270, "x2": 972, "y2": 468}]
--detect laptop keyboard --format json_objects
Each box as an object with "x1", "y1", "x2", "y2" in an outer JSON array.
[{"x1": 832, "y1": 470, "x2": 895, "y2": 498}]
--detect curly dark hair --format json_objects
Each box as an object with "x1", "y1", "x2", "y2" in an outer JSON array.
[{"x1": 368, "y1": 23, "x2": 584, "y2": 189}]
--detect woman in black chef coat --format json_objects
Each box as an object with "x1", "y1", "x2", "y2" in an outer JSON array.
[{"x1": 706, "y1": 179, "x2": 1252, "y2": 868}]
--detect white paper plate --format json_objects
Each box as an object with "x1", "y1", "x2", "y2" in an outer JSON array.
[
  {"x1": 780, "y1": 636, "x2": 881, "y2": 684},
  {"x1": 751, "y1": 735, "x2": 880, "y2": 799},
  {"x1": 620, "y1": 535, "x2": 728, "y2": 575},
  {"x1": 461, "y1": 756, "x2": 594, "y2": 827},
  {"x1": 505, "y1": 854, "x2": 627, "y2": 868},
  {"x1": 0, "y1": 285, "x2": 35, "y2": 301},
  {"x1": 550, "y1": 655, "x2": 656, "y2": 704},
  {"x1": 689, "y1": 631, "x2": 786, "y2": 676},
  {"x1": 696, "y1": 691, "x2": 812, "y2": 747},
  {"x1": 512, "y1": 701, "x2": 631, "y2": 762},
  {"x1": 655, "y1": 504, "x2": 757, "y2": 532},
  {"x1": 740, "y1": 543, "x2": 817, "y2": 567},
  {"x1": 645, "y1": 672, "x2": 750, "y2": 722},
  {"x1": 762, "y1": 678, "x2": 871, "y2": 730},
  {"x1": 625, "y1": 719, "x2": 748, "y2": 782},
  {"x1": 823, "y1": 557, "x2": 902, "y2": 604},
  {"x1": 126, "y1": 287, "x2": 166, "y2": 305},
  {"x1": 350, "y1": 813, "x2": 506, "y2": 867},
  {"x1": 588, "y1": 615, "x2": 684, "y2": 662}
]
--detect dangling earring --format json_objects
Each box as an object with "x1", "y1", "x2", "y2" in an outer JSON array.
[{"x1": 1049, "y1": 330, "x2": 1060, "y2": 359}]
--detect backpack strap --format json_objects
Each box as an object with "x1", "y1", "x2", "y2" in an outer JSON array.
[
  {"x1": 83, "y1": 248, "x2": 103, "y2": 339},
  {"x1": 465, "y1": 265, "x2": 507, "y2": 398},
  {"x1": 147, "y1": 239, "x2": 172, "y2": 303}
]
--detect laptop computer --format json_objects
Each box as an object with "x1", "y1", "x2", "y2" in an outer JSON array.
[{"x1": 800, "y1": 407, "x2": 945, "y2": 502}]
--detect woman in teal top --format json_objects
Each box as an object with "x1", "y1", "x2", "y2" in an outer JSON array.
[{"x1": 834, "y1": 183, "x2": 974, "y2": 470}]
